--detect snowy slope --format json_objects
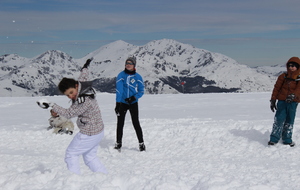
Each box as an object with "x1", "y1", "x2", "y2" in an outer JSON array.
[
  {"x1": 0, "y1": 50, "x2": 80, "y2": 97},
  {"x1": 79, "y1": 40, "x2": 137, "y2": 77},
  {"x1": 1, "y1": 93, "x2": 300, "y2": 189},
  {"x1": 0, "y1": 39, "x2": 282, "y2": 97},
  {"x1": 255, "y1": 64, "x2": 286, "y2": 78}
]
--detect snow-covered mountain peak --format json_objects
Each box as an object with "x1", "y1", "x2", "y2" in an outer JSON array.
[
  {"x1": 32, "y1": 50, "x2": 74, "y2": 64},
  {"x1": 0, "y1": 39, "x2": 282, "y2": 97},
  {"x1": 81, "y1": 40, "x2": 137, "y2": 63},
  {"x1": 0, "y1": 54, "x2": 29, "y2": 66},
  {"x1": 139, "y1": 38, "x2": 202, "y2": 56}
]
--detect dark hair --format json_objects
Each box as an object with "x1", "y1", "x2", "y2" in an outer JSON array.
[{"x1": 58, "y1": 77, "x2": 78, "y2": 93}]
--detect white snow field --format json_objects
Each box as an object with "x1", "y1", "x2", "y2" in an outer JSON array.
[{"x1": 1, "y1": 92, "x2": 300, "y2": 190}]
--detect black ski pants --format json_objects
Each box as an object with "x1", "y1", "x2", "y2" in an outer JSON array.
[{"x1": 116, "y1": 102, "x2": 144, "y2": 144}]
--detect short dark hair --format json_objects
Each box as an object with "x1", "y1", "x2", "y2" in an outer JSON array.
[{"x1": 58, "y1": 78, "x2": 78, "y2": 93}]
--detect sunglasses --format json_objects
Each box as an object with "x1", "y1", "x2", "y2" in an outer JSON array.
[
  {"x1": 126, "y1": 62, "x2": 134, "y2": 65},
  {"x1": 288, "y1": 64, "x2": 296, "y2": 68}
]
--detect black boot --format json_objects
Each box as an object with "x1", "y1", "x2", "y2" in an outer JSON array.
[
  {"x1": 139, "y1": 142, "x2": 146, "y2": 151},
  {"x1": 283, "y1": 141, "x2": 295, "y2": 147},
  {"x1": 114, "y1": 142, "x2": 122, "y2": 151},
  {"x1": 268, "y1": 141, "x2": 276, "y2": 146}
]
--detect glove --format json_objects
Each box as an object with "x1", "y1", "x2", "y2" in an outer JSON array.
[
  {"x1": 286, "y1": 94, "x2": 295, "y2": 103},
  {"x1": 37, "y1": 99, "x2": 54, "y2": 109},
  {"x1": 270, "y1": 100, "x2": 277, "y2": 112},
  {"x1": 81, "y1": 59, "x2": 92, "y2": 71},
  {"x1": 115, "y1": 102, "x2": 121, "y2": 116},
  {"x1": 125, "y1": 96, "x2": 136, "y2": 104}
]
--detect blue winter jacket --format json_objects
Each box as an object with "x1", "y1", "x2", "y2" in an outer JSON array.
[{"x1": 116, "y1": 70, "x2": 144, "y2": 104}]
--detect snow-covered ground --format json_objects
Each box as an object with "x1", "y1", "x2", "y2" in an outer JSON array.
[{"x1": 1, "y1": 92, "x2": 300, "y2": 190}]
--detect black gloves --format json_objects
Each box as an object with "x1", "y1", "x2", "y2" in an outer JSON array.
[
  {"x1": 81, "y1": 59, "x2": 92, "y2": 71},
  {"x1": 286, "y1": 94, "x2": 295, "y2": 103},
  {"x1": 115, "y1": 97, "x2": 136, "y2": 116},
  {"x1": 37, "y1": 99, "x2": 54, "y2": 109},
  {"x1": 115, "y1": 102, "x2": 121, "y2": 116},
  {"x1": 125, "y1": 96, "x2": 136, "y2": 104},
  {"x1": 270, "y1": 100, "x2": 277, "y2": 112}
]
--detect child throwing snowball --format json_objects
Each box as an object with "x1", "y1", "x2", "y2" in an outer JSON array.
[{"x1": 37, "y1": 59, "x2": 107, "y2": 175}]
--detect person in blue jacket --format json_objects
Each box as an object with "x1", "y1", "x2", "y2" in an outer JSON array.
[{"x1": 114, "y1": 57, "x2": 146, "y2": 152}]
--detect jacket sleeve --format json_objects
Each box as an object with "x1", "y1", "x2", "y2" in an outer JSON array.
[
  {"x1": 293, "y1": 81, "x2": 300, "y2": 102},
  {"x1": 116, "y1": 72, "x2": 124, "y2": 102},
  {"x1": 52, "y1": 99, "x2": 92, "y2": 119},
  {"x1": 135, "y1": 74, "x2": 144, "y2": 100},
  {"x1": 271, "y1": 74, "x2": 285, "y2": 100},
  {"x1": 78, "y1": 68, "x2": 89, "y2": 82}
]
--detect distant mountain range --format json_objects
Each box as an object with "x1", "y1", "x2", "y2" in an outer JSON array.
[{"x1": 0, "y1": 39, "x2": 285, "y2": 97}]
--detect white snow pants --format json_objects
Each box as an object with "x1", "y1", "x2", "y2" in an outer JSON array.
[{"x1": 65, "y1": 131, "x2": 107, "y2": 175}]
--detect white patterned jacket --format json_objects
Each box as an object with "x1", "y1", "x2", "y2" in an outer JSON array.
[{"x1": 52, "y1": 68, "x2": 104, "y2": 136}]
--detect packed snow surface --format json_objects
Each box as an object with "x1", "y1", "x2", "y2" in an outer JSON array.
[{"x1": 1, "y1": 92, "x2": 300, "y2": 190}]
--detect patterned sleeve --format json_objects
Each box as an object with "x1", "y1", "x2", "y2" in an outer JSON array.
[
  {"x1": 78, "y1": 68, "x2": 89, "y2": 82},
  {"x1": 52, "y1": 99, "x2": 91, "y2": 119}
]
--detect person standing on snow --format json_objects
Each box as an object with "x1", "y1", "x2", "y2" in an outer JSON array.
[
  {"x1": 114, "y1": 57, "x2": 146, "y2": 152},
  {"x1": 37, "y1": 59, "x2": 107, "y2": 175},
  {"x1": 269, "y1": 57, "x2": 300, "y2": 147}
]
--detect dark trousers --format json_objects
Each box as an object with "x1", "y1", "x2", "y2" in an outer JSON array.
[{"x1": 116, "y1": 102, "x2": 144, "y2": 143}]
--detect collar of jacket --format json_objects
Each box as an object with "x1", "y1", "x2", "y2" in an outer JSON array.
[
  {"x1": 72, "y1": 81, "x2": 95, "y2": 103},
  {"x1": 285, "y1": 70, "x2": 300, "y2": 80},
  {"x1": 124, "y1": 69, "x2": 136, "y2": 75},
  {"x1": 79, "y1": 81, "x2": 95, "y2": 95}
]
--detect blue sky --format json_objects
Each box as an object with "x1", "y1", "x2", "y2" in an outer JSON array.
[{"x1": 1, "y1": 0, "x2": 300, "y2": 67}]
